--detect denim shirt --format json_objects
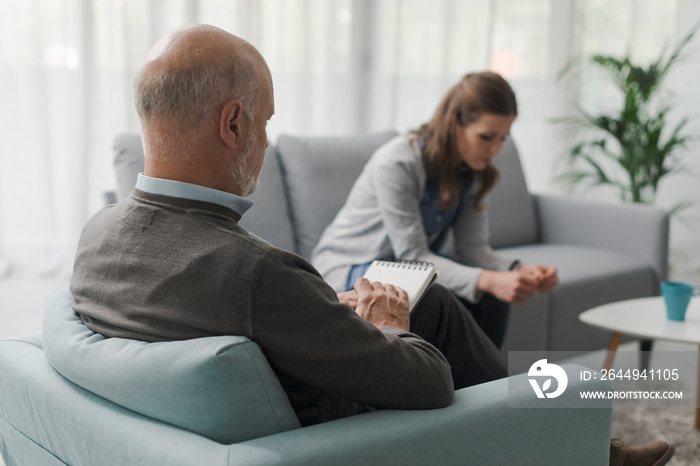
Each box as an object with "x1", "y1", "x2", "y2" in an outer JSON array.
[{"x1": 420, "y1": 172, "x2": 472, "y2": 252}]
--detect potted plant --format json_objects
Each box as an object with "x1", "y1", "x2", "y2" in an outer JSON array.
[{"x1": 557, "y1": 25, "x2": 698, "y2": 218}]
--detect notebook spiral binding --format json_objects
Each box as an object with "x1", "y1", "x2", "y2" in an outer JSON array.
[{"x1": 376, "y1": 258, "x2": 434, "y2": 270}]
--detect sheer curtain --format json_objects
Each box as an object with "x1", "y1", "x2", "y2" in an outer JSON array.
[{"x1": 0, "y1": 0, "x2": 698, "y2": 280}]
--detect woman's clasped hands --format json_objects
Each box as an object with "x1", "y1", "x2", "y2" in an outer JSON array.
[{"x1": 477, "y1": 265, "x2": 558, "y2": 305}]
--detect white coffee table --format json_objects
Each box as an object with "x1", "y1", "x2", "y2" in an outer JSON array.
[{"x1": 579, "y1": 296, "x2": 700, "y2": 430}]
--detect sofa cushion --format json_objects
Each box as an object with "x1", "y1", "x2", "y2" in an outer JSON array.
[
  {"x1": 241, "y1": 149, "x2": 296, "y2": 252},
  {"x1": 114, "y1": 133, "x2": 146, "y2": 201},
  {"x1": 112, "y1": 132, "x2": 296, "y2": 252},
  {"x1": 488, "y1": 138, "x2": 538, "y2": 248},
  {"x1": 277, "y1": 130, "x2": 399, "y2": 259},
  {"x1": 41, "y1": 287, "x2": 301, "y2": 444},
  {"x1": 497, "y1": 244, "x2": 655, "y2": 352}
]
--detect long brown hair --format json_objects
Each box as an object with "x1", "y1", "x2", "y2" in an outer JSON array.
[{"x1": 413, "y1": 72, "x2": 517, "y2": 209}]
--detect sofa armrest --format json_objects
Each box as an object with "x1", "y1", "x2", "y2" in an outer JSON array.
[
  {"x1": 235, "y1": 364, "x2": 612, "y2": 465},
  {"x1": 533, "y1": 194, "x2": 669, "y2": 282}
]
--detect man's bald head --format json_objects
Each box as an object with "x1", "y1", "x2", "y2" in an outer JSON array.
[{"x1": 134, "y1": 24, "x2": 268, "y2": 159}]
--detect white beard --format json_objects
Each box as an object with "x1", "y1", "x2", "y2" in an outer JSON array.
[
  {"x1": 236, "y1": 159, "x2": 259, "y2": 197},
  {"x1": 230, "y1": 122, "x2": 260, "y2": 198}
]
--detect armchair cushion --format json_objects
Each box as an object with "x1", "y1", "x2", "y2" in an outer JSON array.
[{"x1": 41, "y1": 287, "x2": 301, "y2": 444}]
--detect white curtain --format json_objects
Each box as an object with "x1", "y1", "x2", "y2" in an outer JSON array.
[{"x1": 1, "y1": 0, "x2": 699, "y2": 279}]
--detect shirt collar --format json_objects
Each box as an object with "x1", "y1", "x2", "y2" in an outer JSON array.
[{"x1": 135, "y1": 173, "x2": 253, "y2": 216}]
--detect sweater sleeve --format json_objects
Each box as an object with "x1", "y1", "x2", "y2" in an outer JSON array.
[
  {"x1": 249, "y1": 248, "x2": 453, "y2": 410},
  {"x1": 370, "y1": 148, "x2": 491, "y2": 303},
  {"x1": 452, "y1": 195, "x2": 516, "y2": 281}
]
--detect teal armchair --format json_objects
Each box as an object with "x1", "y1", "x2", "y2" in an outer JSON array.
[{"x1": 0, "y1": 288, "x2": 614, "y2": 465}]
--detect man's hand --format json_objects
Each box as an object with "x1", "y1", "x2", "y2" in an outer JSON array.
[
  {"x1": 477, "y1": 270, "x2": 539, "y2": 305},
  {"x1": 337, "y1": 290, "x2": 358, "y2": 309},
  {"x1": 353, "y1": 278, "x2": 410, "y2": 331}
]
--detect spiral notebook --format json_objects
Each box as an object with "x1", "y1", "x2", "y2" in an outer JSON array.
[{"x1": 362, "y1": 259, "x2": 438, "y2": 311}]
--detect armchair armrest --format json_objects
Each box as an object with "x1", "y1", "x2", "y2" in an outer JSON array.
[
  {"x1": 236, "y1": 364, "x2": 612, "y2": 465},
  {"x1": 533, "y1": 194, "x2": 669, "y2": 282},
  {"x1": 1, "y1": 341, "x2": 610, "y2": 466}
]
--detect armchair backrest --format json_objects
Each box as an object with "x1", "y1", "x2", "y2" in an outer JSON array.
[{"x1": 42, "y1": 287, "x2": 301, "y2": 444}]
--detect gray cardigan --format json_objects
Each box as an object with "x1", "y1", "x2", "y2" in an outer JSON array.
[{"x1": 311, "y1": 134, "x2": 514, "y2": 302}]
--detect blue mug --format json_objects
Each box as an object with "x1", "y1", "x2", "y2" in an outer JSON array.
[{"x1": 661, "y1": 281, "x2": 698, "y2": 322}]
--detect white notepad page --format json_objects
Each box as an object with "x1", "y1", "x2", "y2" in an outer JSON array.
[{"x1": 362, "y1": 260, "x2": 438, "y2": 311}]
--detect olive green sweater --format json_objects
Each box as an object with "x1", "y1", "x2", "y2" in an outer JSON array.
[{"x1": 70, "y1": 189, "x2": 453, "y2": 426}]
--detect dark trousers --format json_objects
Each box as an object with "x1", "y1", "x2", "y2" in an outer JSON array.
[
  {"x1": 457, "y1": 293, "x2": 510, "y2": 350},
  {"x1": 410, "y1": 284, "x2": 508, "y2": 390}
]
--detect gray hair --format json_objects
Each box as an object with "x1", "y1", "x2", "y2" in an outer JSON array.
[{"x1": 135, "y1": 52, "x2": 260, "y2": 158}]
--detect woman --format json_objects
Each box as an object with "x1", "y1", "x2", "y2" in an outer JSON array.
[{"x1": 312, "y1": 72, "x2": 558, "y2": 348}]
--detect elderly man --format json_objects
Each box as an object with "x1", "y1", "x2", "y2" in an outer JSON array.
[
  {"x1": 70, "y1": 25, "x2": 673, "y2": 465},
  {"x1": 71, "y1": 23, "x2": 506, "y2": 427}
]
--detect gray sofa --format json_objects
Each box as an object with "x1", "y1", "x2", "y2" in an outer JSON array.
[{"x1": 113, "y1": 130, "x2": 669, "y2": 353}]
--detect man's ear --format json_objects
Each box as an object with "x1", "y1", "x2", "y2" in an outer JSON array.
[{"x1": 220, "y1": 99, "x2": 244, "y2": 149}]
